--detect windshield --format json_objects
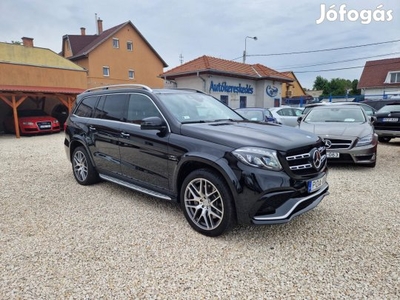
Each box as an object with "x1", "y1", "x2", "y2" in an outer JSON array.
[
  {"x1": 157, "y1": 92, "x2": 244, "y2": 123},
  {"x1": 378, "y1": 104, "x2": 400, "y2": 113},
  {"x1": 304, "y1": 107, "x2": 366, "y2": 123}
]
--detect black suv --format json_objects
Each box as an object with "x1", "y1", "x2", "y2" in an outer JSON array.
[{"x1": 64, "y1": 84, "x2": 329, "y2": 236}]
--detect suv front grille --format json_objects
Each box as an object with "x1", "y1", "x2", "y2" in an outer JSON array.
[{"x1": 283, "y1": 143, "x2": 327, "y2": 177}]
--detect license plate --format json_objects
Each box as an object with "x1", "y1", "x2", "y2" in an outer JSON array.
[
  {"x1": 327, "y1": 152, "x2": 340, "y2": 158},
  {"x1": 40, "y1": 125, "x2": 51, "y2": 129},
  {"x1": 308, "y1": 174, "x2": 327, "y2": 193},
  {"x1": 383, "y1": 118, "x2": 398, "y2": 122}
]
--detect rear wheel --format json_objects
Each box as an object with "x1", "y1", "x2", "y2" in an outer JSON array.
[
  {"x1": 378, "y1": 137, "x2": 391, "y2": 143},
  {"x1": 180, "y1": 169, "x2": 235, "y2": 237},
  {"x1": 72, "y1": 146, "x2": 99, "y2": 185}
]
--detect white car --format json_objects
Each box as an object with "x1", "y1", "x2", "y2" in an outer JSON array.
[{"x1": 268, "y1": 107, "x2": 304, "y2": 127}]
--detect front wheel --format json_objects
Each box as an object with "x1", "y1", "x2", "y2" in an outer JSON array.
[
  {"x1": 72, "y1": 146, "x2": 99, "y2": 185},
  {"x1": 180, "y1": 169, "x2": 236, "y2": 237}
]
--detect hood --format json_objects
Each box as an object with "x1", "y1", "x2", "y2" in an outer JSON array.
[
  {"x1": 17, "y1": 116, "x2": 56, "y2": 122},
  {"x1": 299, "y1": 122, "x2": 372, "y2": 138},
  {"x1": 180, "y1": 121, "x2": 320, "y2": 151}
]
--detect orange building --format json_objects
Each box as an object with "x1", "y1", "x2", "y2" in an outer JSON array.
[
  {"x1": 61, "y1": 19, "x2": 168, "y2": 89},
  {"x1": 281, "y1": 71, "x2": 313, "y2": 106}
]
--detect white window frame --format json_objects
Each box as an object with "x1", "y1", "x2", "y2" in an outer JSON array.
[
  {"x1": 128, "y1": 69, "x2": 135, "y2": 79},
  {"x1": 103, "y1": 66, "x2": 110, "y2": 77},
  {"x1": 112, "y1": 38, "x2": 119, "y2": 49},
  {"x1": 127, "y1": 41, "x2": 133, "y2": 51},
  {"x1": 385, "y1": 71, "x2": 400, "y2": 84}
]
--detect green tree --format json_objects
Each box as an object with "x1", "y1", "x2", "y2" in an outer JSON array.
[
  {"x1": 313, "y1": 76, "x2": 329, "y2": 91},
  {"x1": 313, "y1": 76, "x2": 361, "y2": 97}
]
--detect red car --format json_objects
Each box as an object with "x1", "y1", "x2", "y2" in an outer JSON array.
[{"x1": 3, "y1": 109, "x2": 61, "y2": 135}]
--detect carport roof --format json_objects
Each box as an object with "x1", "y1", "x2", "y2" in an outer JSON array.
[
  {"x1": 0, "y1": 85, "x2": 85, "y2": 94},
  {"x1": 0, "y1": 42, "x2": 85, "y2": 71}
]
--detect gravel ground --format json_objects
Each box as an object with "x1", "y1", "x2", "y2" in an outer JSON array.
[{"x1": 0, "y1": 132, "x2": 399, "y2": 299}]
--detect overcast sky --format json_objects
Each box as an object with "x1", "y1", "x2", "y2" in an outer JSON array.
[{"x1": 1, "y1": 0, "x2": 399, "y2": 89}]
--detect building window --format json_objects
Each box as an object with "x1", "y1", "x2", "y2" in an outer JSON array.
[
  {"x1": 240, "y1": 96, "x2": 247, "y2": 108},
  {"x1": 220, "y1": 95, "x2": 228, "y2": 105},
  {"x1": 103, "y1": 66, "x2": 110, "y2": 77},
  {"x1": 389, "y1": 72, "x2": 400, "y2": 83},
  {"x1": 128, "y1": 70, "x2": 135, "y2": 79},
  {"x1": 112, "y1": 38, "x2": 119, "y2": 48},
  {"x1": 127, "y1": 41, "x2": 133, "y2": 51}
]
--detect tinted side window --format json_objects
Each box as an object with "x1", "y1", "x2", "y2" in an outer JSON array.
[
  {"x1": 74, "y1": 96, "x2": 98, "y2": 117},
  {"x1": 100, "y1": 94, "x2": 127, "y2": 121},
  {"x1": 126, "y1": 94, "x2": 161, "y2": 124}
]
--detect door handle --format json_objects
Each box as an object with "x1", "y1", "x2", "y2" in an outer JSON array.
[
  {"x1": 121, "y1": 132, "x2": 130, "y2": 138},
  {"x1": 89, "y1": 126, "x2": 97, "y2": 132}
]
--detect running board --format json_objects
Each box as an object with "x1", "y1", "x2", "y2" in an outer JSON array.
[{"x1": 99, "y1": 174, "x2": 172, "y2": 201}]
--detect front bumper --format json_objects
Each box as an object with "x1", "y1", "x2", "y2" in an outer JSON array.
[
  {"x1": 326, "y1": 143, "x2": 377, "y2": 165},
  {"x1": 232, "y1": 162, "x2": 329, "y2": 225},
  {"x1": 375, "y1": 129, "x2": 400, "y2": 138},
  {"x1": 252, "y1": 183, "x2": 329, "y2": 224}
]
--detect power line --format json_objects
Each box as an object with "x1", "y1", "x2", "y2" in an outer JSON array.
[
  {"x1": 231, "y1": 39, "x2": 400, "y2": 61},
  {"x1": 276, "y1": 51, "x2": 400, "y2": 70},
  {"x1": 292, "y1": 57, "x2": 400, "y2": 74}
]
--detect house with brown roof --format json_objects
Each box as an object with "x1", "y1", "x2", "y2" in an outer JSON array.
[
  {"x1": 358, "y1": 57, "x2": 400, "y2": 99},
  {"x1": 0, "y1": 38, "x2": 87, "y2": 137},
  {"x1": 61, "y1": 19, "x2": 168, "y2": 89},
  {"x1": 160, "y1": 55, "x2": 293, "y2": 108},
  {"x1": 280, "y1": 71, "x2": 313, "y2": 106}
]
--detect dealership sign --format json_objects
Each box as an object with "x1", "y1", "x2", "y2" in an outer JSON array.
[
  {"x1": 266, "y1": 85, "x2": 278, "y2": 97},
  {"x1": 209, "y1": 81, "x2": 254, "y2": 94}
]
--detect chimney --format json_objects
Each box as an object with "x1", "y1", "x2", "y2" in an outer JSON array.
[
  {"x1": 21, "y1": 37, "x2": 34, "y2": 47},
  {"x1": 97, "y1": 18, "x2": 103, "y2": 35},
  {"x1": 80, "y1": 27, "x2": 86, "y2": 35}
]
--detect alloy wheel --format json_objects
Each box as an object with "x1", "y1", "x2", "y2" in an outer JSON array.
[{"x1": 183, "y1": 178, "x2": 224, "y2": 231}]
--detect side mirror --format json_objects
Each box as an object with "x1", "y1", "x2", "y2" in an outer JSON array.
[
  {"x1": 141, "y1": 116, "x2": 167, "y2": 132},
  {"x1": 369, "y1": 116, "x2": 377, "y2": 124},
  {"x1": 297, "y1": 116, "x2": 303, "y2": 124}
]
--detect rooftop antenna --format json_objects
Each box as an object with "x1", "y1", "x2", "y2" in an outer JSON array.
[
  {"x1": 179, "y1": 53, "x2": 184, "y2": 65},
  {"x1": 95, "y1": 13, "x2": 98, "y2": 34}
]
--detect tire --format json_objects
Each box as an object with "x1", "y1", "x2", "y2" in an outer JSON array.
[
  {"x1": 378, "y1": 137, "x2": 391, "y2": 143},
  {"x1": 72, "y1": 146, "x2": 99, "y2": 185},
  {"x1": 180, "y1": 169, "x2": 236, "y2": 237}
]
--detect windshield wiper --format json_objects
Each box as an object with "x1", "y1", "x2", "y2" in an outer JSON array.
[
  {"x1": 181, "y1": 120, "x2": 208, "y2": 124},
  {"x1": 213, "y1": 118, "x2": 242, "y2": 122},
  {"x1": 325, "y1": 120, "x2": 344, "y2": 122}
]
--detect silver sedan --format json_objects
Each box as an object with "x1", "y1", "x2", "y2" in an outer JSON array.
[{"x1": 297, "y1": 105, "x2": 378, "y2": 167}]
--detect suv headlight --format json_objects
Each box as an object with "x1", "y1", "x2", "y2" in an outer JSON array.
[
  {"x1": 356, "y1": 134, "x2": 373, "y2": 147},
  {"x1": 232, "y1": 147, "x2": 282, "y2": 171}
]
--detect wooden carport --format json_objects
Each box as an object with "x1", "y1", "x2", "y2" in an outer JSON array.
[{"x1": 0, "y1": 85, "x2": 84, "y2": 138}]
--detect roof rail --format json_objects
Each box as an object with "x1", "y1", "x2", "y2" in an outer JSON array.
[
  {"x1": 84, "y1": 84, "x2": 153, "y2": 93},
  {"x1": 170, "y1": 88, "x2": 206, "y2": 94}
]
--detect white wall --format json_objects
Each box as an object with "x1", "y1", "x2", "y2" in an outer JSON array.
[
  {"x1": 169, "y1": 74, "x2": 284, "y2": 108},
  {"x1": 363, "y1": 87, "x2": 400, "y2": 99}
]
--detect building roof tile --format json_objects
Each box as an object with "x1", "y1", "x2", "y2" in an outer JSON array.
[
  {"x1": 160, "y1": 55, "x2": 293, "y2": 82},
  {"x1": 64, "y1": 21, "x2": 168, "y2": 67},
  {"x1": 358, "y1": 57, "x2": 400, "y2": 89}
]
